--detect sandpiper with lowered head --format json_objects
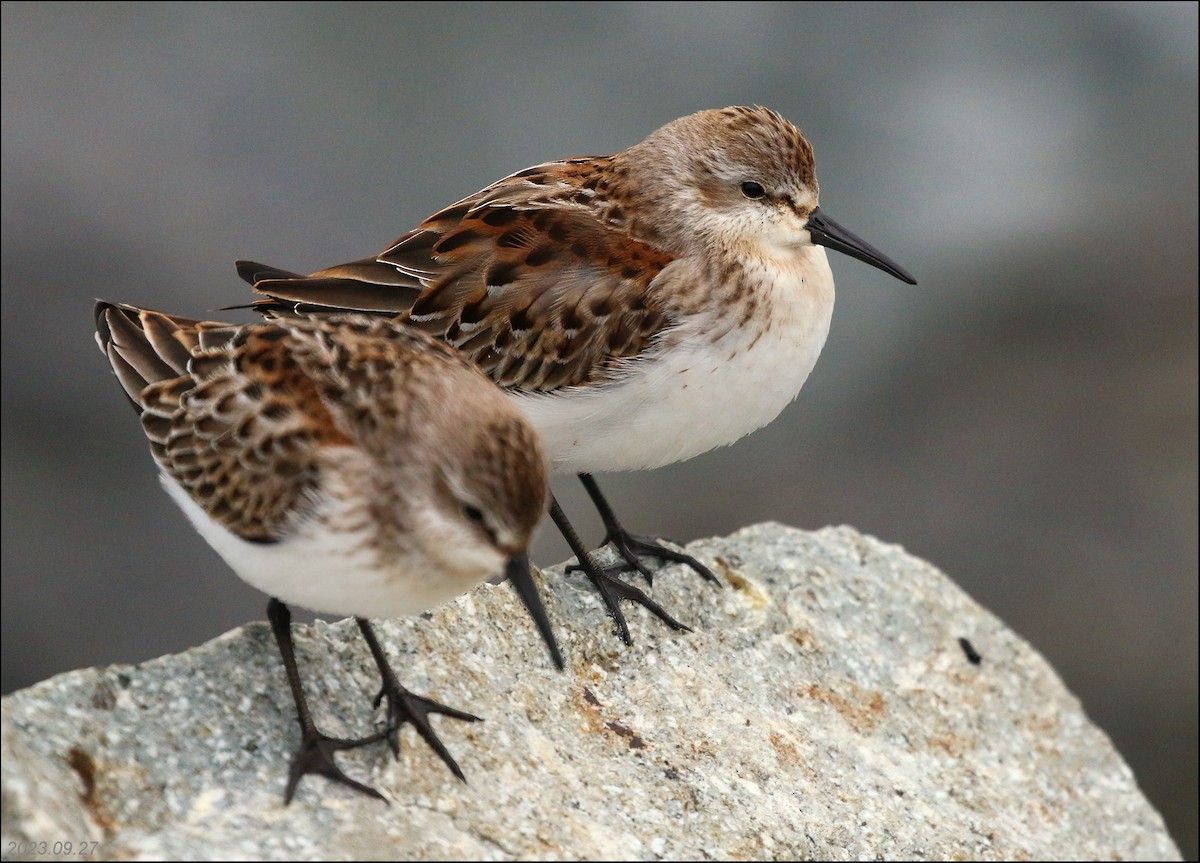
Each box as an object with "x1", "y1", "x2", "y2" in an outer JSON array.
[{"x1": 95, "y1": 302, "x2": 562, "y2": 803}]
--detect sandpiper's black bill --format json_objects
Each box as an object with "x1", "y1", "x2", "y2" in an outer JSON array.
[
  {"x1": 506, "y1": 553, "x2": 564, "y2": 670},
  {"x1": 806, "y1": 207, "x2": 917, "y2": 285}
]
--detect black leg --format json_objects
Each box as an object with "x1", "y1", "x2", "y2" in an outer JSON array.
[
  {"x1": 355, "y1": 619, "x2": 480, "y2": 782},
  {"x1": 550, "y1": 495, "x2": 690, "y2": 645},
  {"x1": 576, "y1": 473, "x2": 721, "y2": 586},
  {"x1": 266, "y1": 598, "x2": 387, "y2": 805}
]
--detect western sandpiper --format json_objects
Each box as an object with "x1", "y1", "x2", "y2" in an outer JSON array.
[
  {"x1": 95, "y1": 302, "x2": 561, "y2": 802},
  {"x1": 236, "y1": 105, "x2": 916, "y2": 642}
]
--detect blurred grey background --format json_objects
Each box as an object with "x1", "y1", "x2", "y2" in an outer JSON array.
[{"x1": 2, "y1": 2, "x2": 1195, "y2": 854}]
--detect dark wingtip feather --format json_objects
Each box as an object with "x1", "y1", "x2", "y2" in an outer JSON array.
[
  {"x1": 94, "y1": 300, "x2": 116, "y2": 349},
  {"x1": 105, "y1": 341, "x2": 150, "y2": 408},
  {"x1": 94, "y1": 300, "x2": 142, "y2": 350},
  {"x1": 141, "y1": 311, "x2": 193, "y2": 374},
  {"x1": 252, "y1": 277, "x2": 421, "y2": 314},
  {"x1": 235, "y1": 260, "x2": 303, "y2": 285},
  {"x1": 97, "y1": 302, "x2": 185, "y2": 390},
  {"x1": 95, "y1": 301, "x2": 146, "y2": 413}
]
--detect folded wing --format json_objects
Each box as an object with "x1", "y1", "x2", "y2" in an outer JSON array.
[{"x1": 241, "y1": 159, "x2": 677, "y2": 392}]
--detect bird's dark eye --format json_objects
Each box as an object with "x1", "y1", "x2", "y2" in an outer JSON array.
[
  {"x1": 741, "y1": 181, "x2": 766, "y2": 199},
  {"x1": 463, "y1": 505, "x2": 485, "y2": 524}
]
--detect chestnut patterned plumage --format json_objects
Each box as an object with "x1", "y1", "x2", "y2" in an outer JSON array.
[{"x1": 95, "y1": 301, "x2": 561, "y2": 803}]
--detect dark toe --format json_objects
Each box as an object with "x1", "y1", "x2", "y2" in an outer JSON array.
[{"x1": 284, "y1": 730, "x2": 388, "y2": 805}]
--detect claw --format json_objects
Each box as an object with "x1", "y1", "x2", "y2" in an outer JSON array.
[
  {"x1": 567, "y1": 539, "x2": 655, "y2": 583},
  {"x1": 549, "y1": 495, "x2": 695, "y2": 644},
  {"x1": 572, "y1": 474, "x2": 721, "y2": 587},
  {"x1": 374, "y1": 685, "x2": 481, "y2": 780},
  {"x1": 284, "y1": 726, "x2": 389, "y2": 805},
  {"x1": 608, "y1": 531, "x2": 722, "y2": 586},
  {"x1": 268, "y1": 598, "x2": 390, "y2": 805},
  {"x1": 356, "y1": 619, "x2": 481, "y2": 778},
  {"x1": 571, "y1": 556, "x2": 692, "y2": 645}
]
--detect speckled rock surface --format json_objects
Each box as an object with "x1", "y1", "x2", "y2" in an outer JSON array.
[{"x1": 1, "y1": 524, "x2": 1181, "y2": 861}]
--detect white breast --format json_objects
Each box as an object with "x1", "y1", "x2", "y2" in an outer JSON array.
[
  {"x1": 161, "y1": 465, "x2": 492, "y2": 619},
  {"x1": 514, "y1": 248, "x2": 836, "y2": 473}
]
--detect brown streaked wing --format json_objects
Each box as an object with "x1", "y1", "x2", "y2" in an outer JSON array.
[
  {"x1": 247, "y1": 159, "x2": 676, "y2": 391},
  {"x1": 96, "y1": 302, "x2": 346, "y2": 542}
]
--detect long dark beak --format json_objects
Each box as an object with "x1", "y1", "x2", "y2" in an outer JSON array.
[
  {"x1": 505, "y1": 553, "x2": 564, "y2": 670},
  {"x1": 806, "y1": 207, "x2": 917, "y2": 285}
]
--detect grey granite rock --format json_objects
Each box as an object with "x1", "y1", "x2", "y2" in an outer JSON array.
[{"x1": 1, "y1": 524, "x2": 1181, "y2": 860}]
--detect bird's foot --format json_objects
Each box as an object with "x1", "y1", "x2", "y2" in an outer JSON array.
[
  {"x1": 569, "y1": 530, "x2": 720, "y2": 587},
  {"x1": 373, "y1": 682, "x2": 481, "y2": 782},
  {"x1": 567, "y1": 555, "x2": 692, "y2": 645},
  {"x1": 284, "y1": 725, "x2": 388, "y2": 805}
]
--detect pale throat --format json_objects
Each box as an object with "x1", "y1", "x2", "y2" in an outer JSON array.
[{"x1": 723, "y1": 238, "x2": 835, "y2": 335}]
